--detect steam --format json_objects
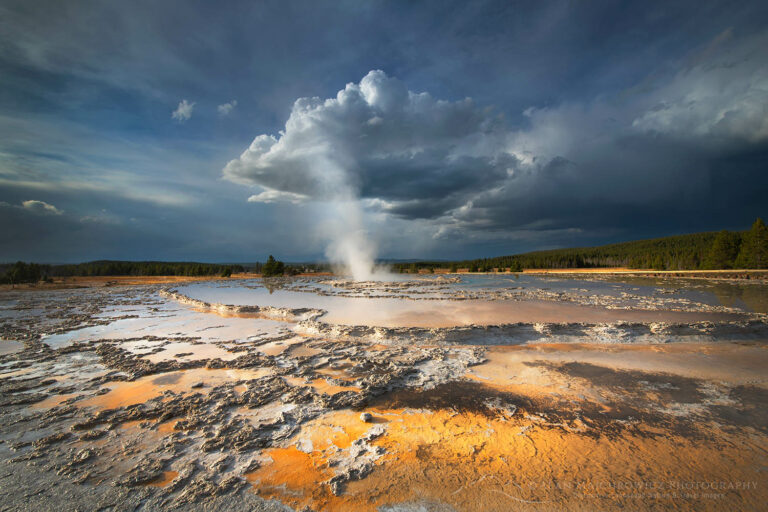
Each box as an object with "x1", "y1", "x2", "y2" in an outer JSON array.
[
  {"x1": 307, "y1": 156, "x2": 391, "y2": 281},
  {"x1": 322, "y1": 199, "x2": 388, "y2": 281}
]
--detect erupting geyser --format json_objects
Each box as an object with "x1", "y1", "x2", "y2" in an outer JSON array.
[
  {"x1": 309, "y1": 158, "x2": 391, "y2": 281},
  {"x1": 322, "y1": 199, "x2": 389, "y2": 281},
  {"x1": 222, "y1": 70, "x2": 515, "y2": 281}
]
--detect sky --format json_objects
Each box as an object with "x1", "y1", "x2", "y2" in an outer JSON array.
[{"x1": 0, "y1": 0, "x2": 766, "y2": 263}]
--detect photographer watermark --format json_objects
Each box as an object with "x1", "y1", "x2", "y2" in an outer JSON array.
[{"x1": 521, "y1": 479, "x2": 759, "y2": 500}]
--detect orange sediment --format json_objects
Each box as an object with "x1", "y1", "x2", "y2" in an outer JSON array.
[
  {"x1": 144, "y1": 470, "x2": 179, "y2": 488},
  {"x1": 31, "y1": 393, "x2": 78, "y2": 409},
  {"x1": 241, "y1": 342, "x2": 768, "y2": 510},
  {"x1": 247, "y1": 403, "x2": 768, "y2": 511},
  {"x1": 79, "y1": 367, "x2": 273, "y2": 410}
]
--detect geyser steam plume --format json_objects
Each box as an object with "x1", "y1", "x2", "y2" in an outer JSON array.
[
  {"x1": 307, "y1": 156, "x2": 390, "y2": 281},
  {"x1": 323, "y1": 198, "x2": 387, "y2": 282},
  {"x1": 223, "y1": 70, "x2": 515, "y2": 280},
  {"x1": 223, "y1": 73, "x2": 412, "y2": 280}
]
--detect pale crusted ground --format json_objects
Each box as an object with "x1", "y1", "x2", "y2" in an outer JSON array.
[{"x1": 0, "y1": 277, "x2": 766, "y2": 511}]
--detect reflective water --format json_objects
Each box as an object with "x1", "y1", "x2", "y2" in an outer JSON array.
[
  {"x1": 0, "y1": 339, "x2": 24, "y2": 355},
  {"x1": 174, "y1": 275, "x2": 761, "y2": 328},
  {"x1": 41, "y1": 302, "x2": 294, "y2": 349}
]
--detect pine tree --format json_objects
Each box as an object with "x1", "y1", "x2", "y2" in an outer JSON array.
[
  {"x1": 262, "y1": 255, "x2": 285, "y2": 277},
  {"x1": 736, "y1": 218, "x2": 768, "y2": 269},
  {"x1": 703, "y1": 230, "x2": 740, "y2": 269}
]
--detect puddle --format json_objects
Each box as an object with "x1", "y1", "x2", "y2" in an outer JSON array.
[
  {"x1": 157, "y1": 420, "x2": 177, "y2": 434},
  {"x1": 0, "y1": 340, "x2": 24, "y2": 355},
  {"x1": 289, "y1": 344, "x2": 323, "y2": 358},
  {"x1": 0, "y1": 367, "x2": 34, "y2": 379},
  {"x1": 41, "y1": 304, "x2": 290, "y2": 349},
  {"x1": 144, "y1": 471, "x2": 178, "y2": 488},
  {"x1": 257, "y1": 339, "x2": 301, "y2": 356},
  {"x1": 284, "y1": 376, "x2": 361, "y2": 395},
  {"x1": 469, "y1": 343, "x2": 768, "y2": 388},
  {"x1": 315, "y1": 366, "x2": 359, "y2": 382}
]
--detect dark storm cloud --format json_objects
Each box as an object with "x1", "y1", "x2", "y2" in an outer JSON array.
[
  {"x1": 223, "y1": 71, "x2": 514, "y2": 212},
  {"x1": 224, "y1": 27, "x2": 768, "y2": 241},
  {"x1": 1, "y1": 0, "x2": 767, "y2": 261}
]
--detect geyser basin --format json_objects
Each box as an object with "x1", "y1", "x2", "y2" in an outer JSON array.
[{"x1": 2, "y1": 275, "x2": 767, "y2": 511}]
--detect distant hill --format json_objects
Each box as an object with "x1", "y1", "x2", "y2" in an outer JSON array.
[{"x1": 393, "y1": 218, "x2": 767, "y2": 272}]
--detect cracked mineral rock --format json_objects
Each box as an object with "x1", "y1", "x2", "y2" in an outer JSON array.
[{"x1": 0, "y1": 275, "x2": 766, "y2": 511}]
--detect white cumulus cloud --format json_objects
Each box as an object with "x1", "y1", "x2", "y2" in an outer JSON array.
[
  {"x1": 631, "y1": 31, "x2": 768, "y2": 143},
  {"x1": 171, "y1": 99, "x2": 195, "y2": 122},
  {"x1": 21, "y1": 200, "x2": 63, "y2": 215},
  {"x1": 247, "y1": 188, "x2": 308, "y2": 204},
  {"x1": 217, "y1": 100, "x2": 238, "y2": 116},
  {"x1": 223, "y1": 70, "x2": 513, "y2": 216}
]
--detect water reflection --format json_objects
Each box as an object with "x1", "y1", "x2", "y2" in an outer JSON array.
[{"x1": 176, "y1": 276, "x2": 755, "y2": 328}]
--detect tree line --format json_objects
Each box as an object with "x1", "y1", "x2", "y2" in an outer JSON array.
[
  {"x1": 0, "y1": 260, "x2": 245, "y2": 284},
  {"x1": 0, "y1": 256, "x2": 315, "y2": 285},
  {"x1": 3, "y1": 219, "x2": 765, "y2": 284},
  {"x1": 393, "y1": 218, "x2": 768, "y2": 273}
]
